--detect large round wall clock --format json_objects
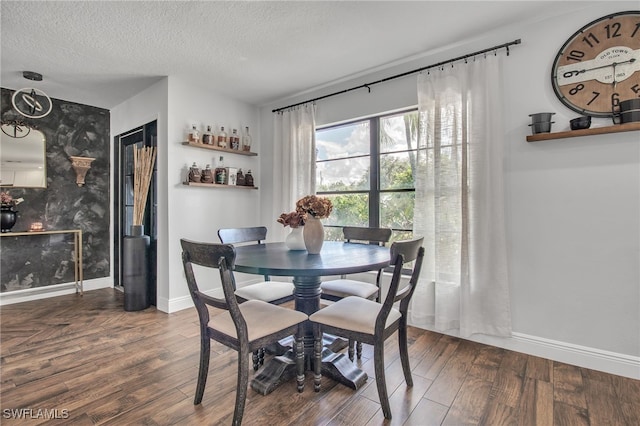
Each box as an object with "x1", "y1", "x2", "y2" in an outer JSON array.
[{"x1": 551, "y1": 11, "x2": 640, "y2": 117}]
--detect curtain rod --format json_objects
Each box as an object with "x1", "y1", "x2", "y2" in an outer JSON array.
[{"x1": 272, "y1": 38, "x2": 521, "y2": 113}]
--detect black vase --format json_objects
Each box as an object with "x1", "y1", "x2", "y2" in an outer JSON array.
[
  {"x1": 122, "y1": 225, "x2": 150, "y2": 311},
  {"x1": 1, "y1": 207, "x2": 17, "y2": 233}
]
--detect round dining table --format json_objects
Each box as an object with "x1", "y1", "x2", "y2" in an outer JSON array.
[{"x1": 233, "y1": 241, "x2": 390, "y2": 395}]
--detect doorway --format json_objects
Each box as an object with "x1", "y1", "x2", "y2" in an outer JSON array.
[{"x1": 114, "y1": 121, "x2": 157, "y2": 305}]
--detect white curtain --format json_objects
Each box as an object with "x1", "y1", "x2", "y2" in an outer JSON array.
[
  {"x1": 411, "y1": 55, "x2": 511, "y2": 338},
  {"x1": 271, "y1": 103, "x2": 317, "y2": 241}
]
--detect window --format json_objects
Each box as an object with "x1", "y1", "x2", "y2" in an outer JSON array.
[{"x1": 316, "y1": 109, "x2": 418, "y2": 242}]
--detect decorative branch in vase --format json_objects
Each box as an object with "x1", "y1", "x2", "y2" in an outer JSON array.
[
  {"x1": 122, "y1": 145, "x2": 156, "y2": 312},
  {"x1": 131, "y1": 145, "x2": 157, "y2": 236}
]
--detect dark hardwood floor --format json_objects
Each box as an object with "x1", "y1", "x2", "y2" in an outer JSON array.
[{"x1": 1, "y1": 288, "x2": 638, "y2": 425}]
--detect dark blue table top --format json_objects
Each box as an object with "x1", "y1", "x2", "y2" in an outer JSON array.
[{"x1": 233, "y1": 241, "x2": 390, "y2": 277}]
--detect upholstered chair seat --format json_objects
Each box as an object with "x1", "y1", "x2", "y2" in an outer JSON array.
[
  {"x1": 308, "y1": 296, "x2": 401, "y2": 335},
  {"x1": 234, "y1": 281, "x2": 295, "y2": 304},
  {"x1": 319, "y1": 280, "x2": 379, "y2": 300},
  {"x1": 210, "y1": 299, "x2": 307, "y2": 341}
]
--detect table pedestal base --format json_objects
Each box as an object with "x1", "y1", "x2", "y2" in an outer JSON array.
[
  {"x1": 251, "y1": 347, "x2": 368, "y2": 395},
  {"x1": 251, "y1": 353, "x2": 298, "y2": 395},
  {"x1": 266, "y1": 333, "x2": 349, "y2": 356},
  {"x1": 247, "y1": 273, "x2": 373, "y2": 395}
]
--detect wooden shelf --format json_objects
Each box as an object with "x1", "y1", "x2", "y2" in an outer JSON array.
[
  {"x1": 526, "y1": 122, "x2": 640, "y2": 142},
  {"x1": 182, "y1": 141, "x2": 257, "y2": 156},
  {"x1": 183, "y1": 181, "x2": 258, "y2": 190}
]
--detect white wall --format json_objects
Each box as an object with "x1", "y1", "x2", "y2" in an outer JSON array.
[
  {"x1": 259, "y1": 2, "x2": 639, "y2": 378},
  {"x1": 111, "y1": 78, "x2": 170, "y2": 308},
  {"x1": 165, "y1": 76, "x2": 261, "y2": 312},
  {"x1": 112, "y1": 77, "x2": 262, "y2": 313}
]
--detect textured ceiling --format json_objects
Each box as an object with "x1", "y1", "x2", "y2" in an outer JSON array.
[{"x1": 1, "y1": 1, "x2": 592, "y2": 109}]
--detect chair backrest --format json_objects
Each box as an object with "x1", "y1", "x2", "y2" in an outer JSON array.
[
  {"x1": 375, "y1": 237, "x2": 425, "y2": 330},
  {"x1": 218, "y1": 226, "x2": 270, "y2": 281},
  {"x1": 343, "y1": 226, "x2": 392, "y2": 246},
  {"x1": 180, "y1": 239, "x2": 246, "y2": 337},
  {"x1": 218, "y1": 226, "x2": 267, "y2": 245},
  {"x1": 341, "y1": 226, "x2": 392, "y2": 283}
]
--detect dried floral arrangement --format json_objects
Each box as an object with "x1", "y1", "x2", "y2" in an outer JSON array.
[
  {"x1": 277, "y1": 195, "x2": 333, "y2": 228},
  {"x1": 296, "y1": 195, "x2": 333, "y2": 219},
  {"x1": 277, "y1": 211, "x2": 305, "y2": 228},
  {"x1": 0, "y1": 191, "x2": 24, "y2": 208}
]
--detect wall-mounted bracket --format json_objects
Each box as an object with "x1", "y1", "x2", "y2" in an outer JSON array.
[{"x1": 69, "y1": 156, "x2": 96, "y2": 187}]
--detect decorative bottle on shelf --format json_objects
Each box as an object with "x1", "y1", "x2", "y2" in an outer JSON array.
[
  {"x1": 202, "y1": 125, "x2": 214, "y2": 145},
  {"x1": 215, "y1": 156, "x2": 226, "y2": 184},
  {"x1": 242, "y1": 126, "x2": 252, "y2": 152},
  {"x1": 236, "y1": 168, "x2": 245, "y2": 186},
  {"x1": 244, "y1": 169, "x2": 254, "y2": 187},
  {"x1": 188, "y1": 162, "x2": 201, "y2": 182},
  {"x1": 217, "y1": 126, "x2": 228, "y2": 148},
  {"x1": 188, "y1": 124, "x2": 200, "y2": 143},
  {"x1": 230, "y1": 128, "x2": 240, "y2": 150},
  {"x1": 200, "y1": 164, "x2": 214, "y2": 183}
]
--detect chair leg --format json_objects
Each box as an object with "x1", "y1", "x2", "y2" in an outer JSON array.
[
  {"x1": 252, "y1": 350, "x2": 260, "y2": 371},
  {"x1": 194, "y1": 335, "x2": 210, "y2": 405},
  {"x1": 356, "y1": 341, "x2": 363, "y2": 360},
  {"x1": 233, "y1": 348, "x2": 250, "y2": 426},
  {"x1": 295, "y1": 328, "x2": 305, "y2": 393},
  {"x1": 259, "y1": 348, "x2": 265, "y2": 366},
  {"x1": 313, "y1": 324, "x2": 322, "y2": 392},
  {"x1": 348, "y1": 339, "x2": 355, "y2": 361},
  {"x1": 398, "y1": 320, "x2": 413, "y2": 387},
  {"x1": 374, "y1": 339, "x2": 392, "y2": 419}
]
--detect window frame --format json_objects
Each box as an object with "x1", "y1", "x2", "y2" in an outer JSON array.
[{"x1": 315, "y1": 108, "x2": 418, "y2": 239}]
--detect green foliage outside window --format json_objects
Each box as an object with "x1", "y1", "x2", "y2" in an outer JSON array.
[{"x1": 317, "y1": 110, "x2": 418, "y2": 243}]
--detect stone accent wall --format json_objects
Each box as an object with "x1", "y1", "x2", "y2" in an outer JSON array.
[{"x1": 1, "y1": 88, "x2": 110, "y2": 292}]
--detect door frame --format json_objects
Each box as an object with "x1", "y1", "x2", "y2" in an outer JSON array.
[{"x1": 113, "y1": 120, "x2": 157, "y2": 305}]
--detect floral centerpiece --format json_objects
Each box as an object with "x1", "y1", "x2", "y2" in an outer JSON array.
[
  {"x1": 292, "y1": 195, "x2": 333, "y2": 253},
  {"x1": 295, "y1": 195, "x2": 333, "y2": 219},
  {"x1": 1, "y1": 192, "x2": 24, "y2": 210},
  {"x1": 278, "y1": 195, "x2": 333, "y2": 253}
]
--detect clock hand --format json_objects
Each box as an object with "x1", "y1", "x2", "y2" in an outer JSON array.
[
  {"x1": 577, "y1": 58, "x2": 636, "y2": 74},
  {"x1": 612, "y1": 63, "x2": 617, "y2": 89}
]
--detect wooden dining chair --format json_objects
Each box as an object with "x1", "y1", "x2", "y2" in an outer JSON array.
[
  {"x1": 320, "y1": 226, "x2": 392, "y2": 302},
  {"x1": 310, "y1": 237, "x2": 425, "y2": 420},
  {"x1": 320, "y1": 226, "x2": 392, "y2": 359},
  {"x1": 181, "y1": 239, "x2": 307, "y2": 426},
  {"x1": 218, "y1": 226, "x2": 295, "y2": 305}
]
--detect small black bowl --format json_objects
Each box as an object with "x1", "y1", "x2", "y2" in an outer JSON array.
[{"x1": 570, "y1": 116, "x2": 591, "y2": 130}]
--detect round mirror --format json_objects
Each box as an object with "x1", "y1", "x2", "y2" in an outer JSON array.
[{"x1": 0, "y1": 127, "x2": 47, "y2": 188}]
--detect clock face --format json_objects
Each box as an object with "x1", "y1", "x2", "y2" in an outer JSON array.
[{"x1": 551, "y1": 11, "x2": 640, "y2": 117}]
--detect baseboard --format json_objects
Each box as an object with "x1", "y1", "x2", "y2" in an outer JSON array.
[
  {"x1": 0, "y1": 278, "x2": 112, "y2": 305},
  {"x1": 164, "y1": 294, "x2": 192, "y2": 313},
  {"x1": 163, "y1": 277, "x2": 264, "y2": 314},
  {"x1": 507, "y1": 332, "x2": 640, "y2": 380},
  {"x1": 413, "y1": 324, "x2": 639, "y2": 380}
]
